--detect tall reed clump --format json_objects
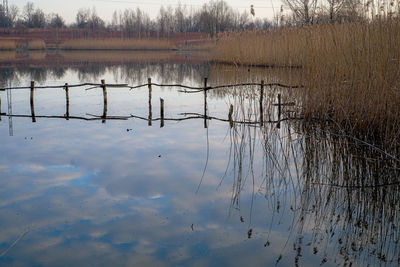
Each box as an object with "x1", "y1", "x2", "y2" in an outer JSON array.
[
  {"x1": 302, "y1": 19, "x2": 400, "y2": 144},
  {"x1": 0, "y1": 40, "x2": 16, "y2": 50},
  {"x1": 60, "y1": 38, "x2": 175, "y2": 50},
  {"x1": 211, "y1": 28, "x2": 306, "y2": 67},
  {"x1": 212, "y1": 18, "x2": 400, "y2": 144}
]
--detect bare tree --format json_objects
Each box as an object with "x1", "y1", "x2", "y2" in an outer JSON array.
[
  {"x1": 76, "y1": 8, "x2": 90, "y2": 28},
  {"x1": 23, "y1": 2, "x2": 35, "y2": 27},
  {"x1": 326, "y1": 0, "x2": 346, "y2": 21},
  {"x1": 8, "y1": 5, "x2": 19, "y2": 27},
  {"x1": 283, "y1": 0, "x2": 319, "y2": 24},
  {"x1": 48, "y1": 13, "x2": 65, "y2": 28}
]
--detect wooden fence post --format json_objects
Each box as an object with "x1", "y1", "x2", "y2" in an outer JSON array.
[
  {"x1": 277, "y1": 93, "x2": 281, "y2": 129},
  {"x1": 30, "y1": 81, "x2": 36, "y2": 123},
  {"x1": 101, "y1": 79, "x2": 107, "y2": 123},
  {"x1": 260, "y1": 80, "x2": 264, "y2": 126},
  {"x1": 204, "y1": 77, "x2": 208, "y2": 129},
  {"x1": 228, "y1": 104, "x2": 234, "y2": 128},
  {"x1": 160, "y1": 98, "x2": 164, "y2": 128},
  {"x1": 65, "y1": 83, "x2": 70, "y2": 120},
  {"x1": 148, "y1": 77, "x2": 152, "y2": 126}
]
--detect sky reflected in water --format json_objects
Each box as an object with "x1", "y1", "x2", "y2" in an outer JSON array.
[{"x1": 0, "y1": 56, "x2": 399, "y2": 266}]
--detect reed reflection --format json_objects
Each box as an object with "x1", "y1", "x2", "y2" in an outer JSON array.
[{"x1": 222, "y1": 87, "x2": 400, "y2": 266}]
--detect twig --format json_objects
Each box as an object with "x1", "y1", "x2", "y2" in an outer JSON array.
[{"x1": 0, "y1": 229, "x2": 30, "y2": 258}]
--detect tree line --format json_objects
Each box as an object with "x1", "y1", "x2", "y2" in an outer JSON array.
[
  {"x1": 0, "y1": 0, "x2": 398, "y2": 37},
  {"x1": 0, "y1": 1, "x2": 269, "y2": 37}
]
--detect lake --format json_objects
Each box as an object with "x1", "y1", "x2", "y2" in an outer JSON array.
[{"x1": 0, "y1": 51, "x2": 399, "y2": 266}]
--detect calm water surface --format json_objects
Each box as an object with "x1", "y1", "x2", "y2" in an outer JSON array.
[{"x1": 0, "y1": 52, "x2": 399, "y2": 266}]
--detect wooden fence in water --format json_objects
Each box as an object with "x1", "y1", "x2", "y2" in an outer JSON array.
[{"x1": 0, "y1": 78, "x2": 301, "y2": 128}]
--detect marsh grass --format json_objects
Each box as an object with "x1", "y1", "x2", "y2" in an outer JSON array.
[
  {"x1": 0, "y1": 40, "x2": 16, "y2": 50},
  {"x1": 60, "y1": 38, "x2": 175, "y2": 50},
  {"x1": 14, "y1": 39, "x2": 46, "y2": 50},
  {"x1": 58, "y1": 50, "x2": 178, "y2": 63},
  {"x1": 212, "y1": 18, "x2": 400, "y2": 144}
]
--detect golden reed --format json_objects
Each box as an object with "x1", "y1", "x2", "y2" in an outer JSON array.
[
  {"x1": 60, "y1": 38, "x2": 175, "y2": 50},
  {"x1": 212, "y1": 18, "x2": 400, "y2": 143}
]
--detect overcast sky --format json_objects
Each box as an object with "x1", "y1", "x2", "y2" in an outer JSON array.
[{"x1": 9, "y1": 0, "x2": 283, "y2": 23}]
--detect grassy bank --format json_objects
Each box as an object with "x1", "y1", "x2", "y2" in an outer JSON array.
[
  {"x1": 0, "y1": 40, "x2": 16, "y2": 50},
  {"x1": 23, "y1": 39, "x2": 47, "y2": 50},
  {"x1": 59, "y1": 38, "x2": 176, "y2": 50},
  {"x1": 212, "y1": 18, "x2": 400, "y2": 143},
  {"x1": 0, "y1": 39, "x2": 46, "y2": 51}
]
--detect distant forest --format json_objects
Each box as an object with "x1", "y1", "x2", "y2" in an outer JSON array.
[{"x1": 0, "y1": 0, "x2": 395, "y2": 37}]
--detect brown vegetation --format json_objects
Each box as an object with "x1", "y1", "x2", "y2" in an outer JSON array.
[
  {"x1": 212, "y1": 18, "x2": 400, "y2": 143},
  {"x1": 0, "y1": 40, "x2": 16, "y2": 50},
  {"x1": 60, "y1": 38, "x2": 176, "y2": 51}
]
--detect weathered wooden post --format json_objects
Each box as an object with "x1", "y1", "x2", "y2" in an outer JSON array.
[
  {"x1": 228, "y1": 104, "x2": 234, "y2": 128},
  {"x1": 260, "y1": 80, "x2": 264, "y2": 126},
  {"x1": 30, "y1": 81, "x2": 36, "y2": 123},
  {"x1": 160, "y1": 98, "x2": 164, "y2": 128},
  {"x1": 64, "y1": 83, "x2": 70, "y2": 120},
  {"x1": 0, "y1": 91, "x2": 2, "y2": 121},
  {"x1": 101, "y1": 79, "x2": 107, "y2": 123},
  {"x1": 204, "y1": 77, "x2": 208, "y2": 129},
  {"x1": 148, "y1": 77, "x2": 152, "y2": 126},
  {"x1": 277, "y1": 93, "x2": 281, "y2": 129}
]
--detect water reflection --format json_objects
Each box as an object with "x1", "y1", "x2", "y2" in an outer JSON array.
[
  {"x1": 224, "y1": 97, "x2": 400, "y2": 265},
  {"x1": 0, "y1": 54, "x2": 399, "y2": 266}
]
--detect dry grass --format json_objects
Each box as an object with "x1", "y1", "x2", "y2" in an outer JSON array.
[
  {"x1": 0, "y1": 40, "x2": 16, "y2": 50},
  {"x1": 212, "y1": 18, "x2": 400, "y2": 143},
  {"x1": 60, "y1": 38, "x2": 176, "y2": 50},
  {"x1": 58, "y1": 50, "x2": 178, "y2": 63},
  {"x1": 15, "y1": 39, "x2": 47, "y2": 50},
  {"x1": 212, "y1": 28, "x2": 305, "y2": 67}
]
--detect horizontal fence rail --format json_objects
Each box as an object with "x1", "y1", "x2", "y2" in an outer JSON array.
[
  {"x1": 0, "y1": 78, "x2": 300, "y2": 131},
  {"x1": 0, "y1": 81, "x2": 303, "y2": 92}
]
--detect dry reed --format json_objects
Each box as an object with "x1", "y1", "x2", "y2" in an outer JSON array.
[
  {"x1": 0, "y1": 40, "x2": 16, "y2": 50},
  {"x1": 15, "y1": 39, "x2": 47, "y2": 50},
  {"x1": 212, "y1": 18, "x2": 400, "y2": 144},
  {"x1": 58, "y1": 51, "x2": 176, "y2": 63},
  {"x1": 60, "y1": 38, "x2": 175, "y2": 50}
]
